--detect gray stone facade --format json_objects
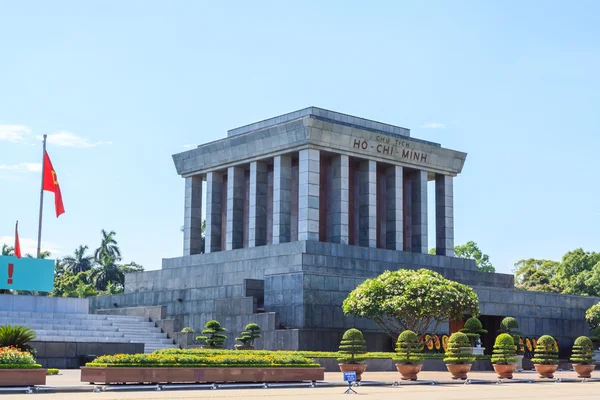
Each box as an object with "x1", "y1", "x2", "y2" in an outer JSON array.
[{"x1": 90, "y1": 107, "x2": 596, "y2": 353}]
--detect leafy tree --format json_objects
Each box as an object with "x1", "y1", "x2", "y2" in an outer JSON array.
[
  {"x1": 342, "y1": 269, "x2": 480, "y2": 339},
  {"x1": 52, "y1": 270, "x2": 98, "y2": 298},
  {"x1": 196, "y1": 320, "x2": 227, "y2": 348},
  {"x1": 514, "y1": 258, "x2": 560, "y2": 293},
  {"x1": 119, "y1": 262, "x2": 144, "y2": 274},
  {"x1": 553, "y1": 249, "x2": 600, "y2": 296},
  {"x1": 91, "y1": 253, "x2": 122, "y2": 291},
  {"x1": 62, "y1": 245, "x2": 94, "y2": 274},
  {"x1": 429, "y1": 241, "x2": 495, "y2": 273},
  {"x1": 94, "y1": 229, "x2": 121, "y2": 262},
  {"x1": 1, "y1": 244, "x2": 14, "y2": 256}
]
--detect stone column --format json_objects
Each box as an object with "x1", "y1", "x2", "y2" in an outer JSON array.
[
  {"x1": 226, "y1": 166, "x2": 245, "y2": 250},
  {"x1": 273, "y1": 155, "x2": 292, "y2": 244},
  {"x1": 331, "y1": 154, "x2": 349, "y2": 244},
  {"x1": 205, "y1": 171, "x2": 223, "y2": 253},
  {"x1": 411, "y1": 170, "x2": 428, "y2": 254},
  {"x1": 386, "y1": 166, "x2": 403, "y2": 251},
  {"x1": 359, "y1": 160, "x2": 377, "y2": 247},
  {"x1": 298, "y1": 149, "x2": 320, "y2": 241},
  {"x1": 183, "y1": 175, "x2": 203, "y2": 255},
  {"x1": 248, "y1": 161, "x2": 268, "y2": 247},
  {"x1": 436, "y1": 174, "x2": 454, "y2": 256}
]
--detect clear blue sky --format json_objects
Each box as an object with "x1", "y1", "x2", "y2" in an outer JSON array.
[{"x1": 1, "y1": 1, "x2": 598, "y2": 274}]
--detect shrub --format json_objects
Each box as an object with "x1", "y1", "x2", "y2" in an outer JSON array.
[
  {"x1": 498, "y1": 317, "x2": 524, "y2": 354},
  {"x1": 235, "y1": 323, "x2": 261, "y2": 349},
  {"x1": 394, "y1": 330, "x2": 424, "y2": 365},
  {"x1": 443, "y1": 332, "x2": 475, "y2": 364},
  {"x1": 590, "y1": 326, "x2": 600, "y2": 347},
  {"x1": 459, "y1": 317, "x2": 487, "y2": 347},
  {"x1": 337, "y1": 328, "x2": 367, "y2": 364},
  {"x1": 0, "y1": 326, "x2": 37, "y2": 356},
  {"x1": 46, "y1": 368, "x2": 59, "y2": 375},
  {"x1": 86, "y1": 352, "x2": 319, "y2": 368},
  {"x1": 531, "y1": 335, "x2": 559, "y2": 365},
  {"x1": 0, "y1": 346, "x2": 38, "y2": 368},
  {"x1": 491, "y1": 333, "x2": 517, "y2": 365},
  {"x1": 570, "y1": 336, "x2": 594, "y2": 365},
  {"x1": 196, "y1": 320, "x2": 227, "y2": 348},
  {"x1": 586, "y1": 303, "x2": 600, "y2": 330},
  {"x1": 181, "y1": 327, "x2": 194, "y2": 333}
]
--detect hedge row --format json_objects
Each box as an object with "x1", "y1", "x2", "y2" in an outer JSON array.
[{"x1": 0, "y1": 364, "x2": 42, "y2": 369}]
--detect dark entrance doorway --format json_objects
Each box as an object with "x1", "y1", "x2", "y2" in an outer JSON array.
[{"x1": 478, "y1": 315, "x2": 504, "y2": 354}]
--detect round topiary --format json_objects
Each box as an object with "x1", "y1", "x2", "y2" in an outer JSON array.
[
  {"x1": 337, "y1": 328, "x2": 367, "y2": 364},
  {"x1": 498, "y1": 317, "x2": 524, "y2": 354},
  {"x1": 394, "y1": 330, "x2": 424, "y2": 365},
  {"x1": 459, "y1": 317, "x2": 488, "y2": 347},
  {"x1": 443, "y1": 332, "x2": 475, "y2": 365},
  {"x1": 500, "y1": 317, "x2": 519, "y2": 331},
  {"x1": 491, "y1": 333, "x2": 517, "y2": 365},
  {"x1": 531, "y1": 335, "x2": 558, "y2": 365},
  {"x1": 570, "y1": 336, "x2": 594, "y2": 365}
]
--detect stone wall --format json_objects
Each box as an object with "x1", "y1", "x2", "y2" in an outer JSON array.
[
  {"x1": 32, "y1": 341, "x2": 143, "y2": 369},
  {"x1": 0, "y1": 295, "x2": 88, "y2": 314}
]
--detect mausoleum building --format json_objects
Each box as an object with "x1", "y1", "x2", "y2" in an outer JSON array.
[{"x1": 90, "y1": 107, "x2": 597, "y2": 352}]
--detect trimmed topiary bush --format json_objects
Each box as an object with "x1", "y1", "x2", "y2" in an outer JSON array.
[
  {"x1": 394, "y1": 330, "x2": 424, "y2": 365},
  {"x1": 337, "y1": 328, "x2": 367, "y2": 364},
  {"x1": 196, "y1": 320, "x2": 227, "y2": 348},
  {"x1": 498, "y1": 317, "x2": 524, "y2": 354},
  {"x1": 570, "y1": 336, "x2": 594, "y2": 365},
  {"x1": 531, "y1": 335, "x2": 559, "y2": 365},
  {"x1": 235, "y1": 323, "x2": 262, "y2": 349},
  {"x1": 491, "y1": 333, "x2": 517, "y2": 364},
  {"x1": 459, "y1": 317, "x2": 487, "y2": 347},
  {"x1": 443, "y1": 332, "x2": 475, "y2": 364},
  {"x1": 181, "y1": 327, "x2": 194, "y2": 333}
]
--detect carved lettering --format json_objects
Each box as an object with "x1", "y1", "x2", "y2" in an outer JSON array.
[{"x1": 350, "y1": 136, "x2": 430, "y2": 165}]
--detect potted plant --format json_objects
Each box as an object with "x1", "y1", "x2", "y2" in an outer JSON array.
[
  {"x1": 570, "y1": 336, "x2": 595, "y2": 378},
  {"x1": 337, "y1": 328, "x2": 368, "y2": 382},
  {"x1": 459, "y1": 317, "x2": 487, "y2": 354},
  {"x1": 443, "y1": 332, "x2": 475, "y2": 380},
  {"x1": 491, "y1": 333, "x2": 517, "y2": 379},
  {"x1": 235, "y1": 323, "x2": 262, "y2": 350},
  {"x1": 394, "y1": 330, "x2": 424, "y2": 380},
  {"x1": 531, "y1": 334, "x2": 559, "y2": 378},
  {"x1": 498, "y1": 317, "x2": 524, "y2": 371},
  {"x1": 196, "y1": 320, "x2": 227, "y2": 348}
]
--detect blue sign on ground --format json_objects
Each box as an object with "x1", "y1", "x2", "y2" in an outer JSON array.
[
  {"x1": 0, "y1": 256, "x2": 54, "y2": 292},
  {"x1": 343, "y1": 371, "x2": 357, "y2": 382}
]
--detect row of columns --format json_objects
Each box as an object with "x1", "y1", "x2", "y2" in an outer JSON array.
[{"x1": 183, "y1": 149, "x2": 454, "y2": 256}]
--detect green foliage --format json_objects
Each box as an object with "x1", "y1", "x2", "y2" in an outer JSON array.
[
  {"x1": 343, "y1": 269, "x2": 480, "y2": 339},
  {"x1": 570, "y1": 336, "x2": 594, "y2": 365},
  {"x1": 46, "y1": 368, "x2": 59, "y2": 375},
  {"x1": 1, "y1": 244, "x2": 14, "y2": 256},
  {"x1": 498, "y1": 317, "x2": 524, "y2": 354},
  {"x1": 87, "y1": 352, "x2": 319, "y2": 368},
  {"x1": 181, "y1": 327, "x2": 195, "y2": 333},
  {"x1": 443, "y1": 332, "x2": 475, "y2": 364},
  {"x1": 0, "y1": 326, "x2": 36, "y2": 355},
  {"x1": 514, "y1": 259, "x2": 560, "y2": 293},
  {"x1": 586, "y1": 303, "x2": 600, "y2": 331},
  {"x1": 459, "y1": 317, "x2": 487, "y2": 346},
  {"x1": 337, "y1": 328, "x2": 367, "y2": 364},
  {"x1": 454, "y1": 241, "x2": 495, "y2": 273},
  {"x1": 589, "y1": 326, "x2": 600, "y2": 345},
  {"x1": 235, "y1": 323, "x2": 262, "y2": 348},
  {"x1": 196, "y1": 320, "x2": 227, "y2": 348},
  {"x1": 394, "y1": 330, "x2": 424, "y2": 365},
  {"x1": 0, "y1": 346, "x2": 37, "y2": 365},
  {"x1": 531, "y1": 335, "x2": 559, "y2": 365},
  {"x1": 491, "y1": 333, "x2": 517, "y2": 365}
]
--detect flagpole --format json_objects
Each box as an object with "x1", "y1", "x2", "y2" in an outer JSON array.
[{"x1": 36, "y1": 134, "x2": 47, "y2": 258}]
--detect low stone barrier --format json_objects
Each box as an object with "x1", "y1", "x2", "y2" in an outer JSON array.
[{"x1": 0, "y1": 369, "x2": 46, "y2": 386}]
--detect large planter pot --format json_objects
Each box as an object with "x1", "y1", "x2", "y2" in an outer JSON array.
[
  {"x1": 446, "y1": 363, "x2": 472, "y2": 380},
  {"x1": 534, "y1": 364, "x2": 558, "y2": 378},
  {"x1": 572, "y1": 364, "x2": 595, "y2": 379},
  {"x1": 493, "y1": 363, "x2": 516, "y2": 379},
  {"x1": 515, "y1": 355, "x2": 524, "y2": 371},
  {"x1": 395, "y1": 363, "x2": 422, "y2": 381},
  {"x1": 338, "y1": 363, "x2": 367, "y2": 382},
  {"x1": 0, "y1": 369, "x2": 46, "y2": 386}
]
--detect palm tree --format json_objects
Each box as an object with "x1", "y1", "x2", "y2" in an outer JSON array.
[
  {"x1": 94, "y1": 230, "x2": 121, "y2": 262},
  {"x1": 1, "y1": 244, "x2": 14, "y2": 256},
  {"x1": 91, "y1": 253, "x2": 123, "y2": 291},
  {"x1": 25, "y1": 251, "x2": 51, "y2": 259},
  {"x1": 62, "y1": 245, "x2": 94, "y2": 274}
]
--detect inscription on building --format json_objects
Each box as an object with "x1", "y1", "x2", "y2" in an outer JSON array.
[{"x1": 351, "y1": 136, "x2": 430, "y2": 164}]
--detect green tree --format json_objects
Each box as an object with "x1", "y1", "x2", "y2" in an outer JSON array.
[
  {"x1": 62, "y1": 245, "x2": 95, "y2": 274},
  {"x1": 94, "y1": 229, "x2": 121, "y2": 262},
  {"x1": 196, "y1": 320, "x2": 227, "y2": 348},
  {"x1": 1, "y1": 244, "x2": 14, "y2": 256},
  {"x1": 429, "y1": 241, "x2": 495, "y2": 273},
  {"x1": 554, "y1": 249, "x2": 600, "y2": 296},
  {"x1": 342, "y1": 269, "x2": 480, "y2": 339},
  {"x1": 514, "y1": 258, "x2": 560, "y2": 293},
  {"x1": 91, "y1": 253, "x2": 122, "y2": 291},
  {"x1": 52, "y1": 270, "x2": 97, "y2": 298}
]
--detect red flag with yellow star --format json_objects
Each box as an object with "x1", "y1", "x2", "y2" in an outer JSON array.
[{"x1": 42, "y1": 151, "x2": 65, "y2": 217}]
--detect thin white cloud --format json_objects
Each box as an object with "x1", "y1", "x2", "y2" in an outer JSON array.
[
  {"x1": 0, "y1": 236, "x2": 61, "y2": 257},
  {"x1": 0, "y1": 163, "x2": 42, "y2": 173},
  {"x1": 38, "y1": 131, "x2": 112, "y2": 148},
  {"x1": 0, "y1": 125, "x2": 32, "y2": 142},
  {"x1": 183, "y1": 144, "x2": 195, "y2": 150},
  {"x1": 421, "y1": 122, "x2": 446, "y2": 129}
]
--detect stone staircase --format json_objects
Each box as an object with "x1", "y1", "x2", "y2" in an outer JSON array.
[{"x1": 0, "y1": 310, "x2": 177, "y2": 353}]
